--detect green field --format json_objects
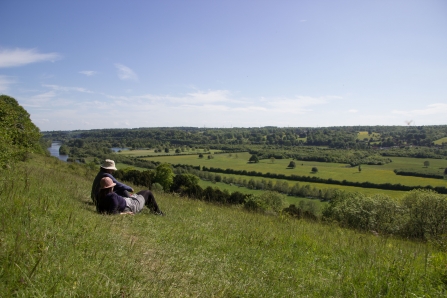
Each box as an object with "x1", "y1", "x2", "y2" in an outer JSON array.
[
  {"x1": 119, "y1": 151, "x2": 447, "y2": 188},
  {"x1": 434, "y1": 137, "x2": 447, "y2": 145},
  {"x1": 357, "y1": 131, "x2": 380, "y2": 141},
  {"x1": 198, "y1": 171, "x2": 407, "y2": 198}
]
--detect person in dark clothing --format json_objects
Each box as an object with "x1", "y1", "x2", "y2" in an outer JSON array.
[
  {"x1": 97, "y1": 177, "x2": 164, "y2": 215},
  {"x1": 91, "y1": 159, "x2": 133, "y2": 205}
]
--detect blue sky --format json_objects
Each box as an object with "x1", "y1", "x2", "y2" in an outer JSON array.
[{"x1": 1, "y1": 0, "x2": 446, "y2": 131}]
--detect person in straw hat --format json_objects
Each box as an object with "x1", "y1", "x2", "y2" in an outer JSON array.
[
  {"x1": 91, "y1": 159, "x2": 134, "y2": 205},
  {"x1": 97, "y1": 177, "x2": 164, "y2": 215}
]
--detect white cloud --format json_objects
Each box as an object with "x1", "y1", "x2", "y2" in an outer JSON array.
[
  {"x1": 115, "y1": 63, "x2": 138, "y2": 81},
  {"x1": 392, "y1": 103, "x2": 447, "y2": 116},
  {"x1": 0, "y1": 48, "x2": 61, "y2": 68},
  {"x1": 43, "y1": 84, "x2": 94, "y2": 94},
  {"x1": 79, "y1": 70, "x2": 97, "y2": 76},
  {"x1": 0, "y1": 75, "x2": 15, "y2": 92},
  {"x1": 263, "y1": 95, "x2": 341, "y2": 114}
]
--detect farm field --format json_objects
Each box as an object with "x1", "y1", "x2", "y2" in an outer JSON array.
[
  {"x1": 197, "y1": 171, "x2": 408, "y2": 199},
  {"x1": 434, "y1": 137, "x2": 447, "y2": 145},
  {"x1": 125, "y1": 151, "x2": 447, "y2": 188},
  {"x1": 357, "y1": 131, "x2": 380, "y2": 141}
]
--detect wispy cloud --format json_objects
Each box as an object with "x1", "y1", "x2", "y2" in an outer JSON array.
[
  {"x1": 0, "y1": 75, "x2": 15, "y2": 92},
  {"x1": 0, "y1": 48, "x2": 61, "y2": 68},
  {"x1": 43, "y1": 84, "x2": 95, "y2": 94},
  {"x1": 114, "y1": 63, "x2": 138, "y2": 81},
  {"x1": 392, "y1": 103, "x2": 447, "y2": 116},
  {"x1": 79, "y1": 70, "x2": 97, "y2": 76}
]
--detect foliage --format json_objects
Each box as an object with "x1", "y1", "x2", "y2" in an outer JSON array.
[
  {"x1": 311, "y1": 166, "x2": 318, "y2": 173},
  {"x1": 243, "y1": 191, "x2": 284, "y2": 213},
  {"x1": 401, "y1": 190, "x2": 447, "y2": 240},
  {"x1": 322, "y1": 191, "x2": 404, "y2": 234},
  {"x1": 424, "y1": 160, "x2": 430, "y2": 167},
  {"x1": 0, "y1": 95, "x2": 42, "y2": 166},
  {"x1": 287, "y1": 160, "x2": 296, "y2": 168},
  {"x1": 59, "y1": 144, "x2": 69, "y2": 155},
  {"x1": 153, "y1": 163, "x2": 174, "y2": 191},
  {"x1": 394, "y1": 168, "x2": 445, "y2": 179},
  {"x1": 323, "y1": 189, "x2": 447, "y2": 243},
  {"x1": 151, "y1": 182, "x2": 164, "y2": 192},
  {"x1": 249, "y1": 154, "x2": 259, "y2": 163},
  {"x1": 283, "y1": 203, "x2": 318, "y2": 221},
  {"x1": 114, "y1": 169, "x2": 154, "y2": 188}
]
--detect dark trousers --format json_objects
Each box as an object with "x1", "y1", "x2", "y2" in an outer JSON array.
[{"x1": 137, "y1": 190, "x2": 162, "y2": 213}]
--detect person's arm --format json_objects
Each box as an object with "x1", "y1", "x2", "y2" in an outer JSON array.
[{"x1": 104, "y1": 173, "x2": 134, "y2": 193}]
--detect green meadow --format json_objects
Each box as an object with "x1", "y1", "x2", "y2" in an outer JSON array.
[
  {"x1": 2, "y1": 154, "x2": 447, "y2": 296},
  {"x1": 357, "y1": 131, "x2": 381, "y2": 141},
  {"x1": 118, "y1": 151, "x2": 447, "y2": 189},
  {"x1": 434, "y1": 137, "x2": 447, "y2": 145},
  {"x1": 197, "y1": 171, "x2": 407, "y2": 199}
]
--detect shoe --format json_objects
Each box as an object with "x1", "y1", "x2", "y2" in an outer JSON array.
[{"x1": 153, "y1": 211, "x2": 165, "y2": 216}]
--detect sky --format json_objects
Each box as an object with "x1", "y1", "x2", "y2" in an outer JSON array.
[{"x1": 1, "y1": 0, "x2": 446, "y2": 131}]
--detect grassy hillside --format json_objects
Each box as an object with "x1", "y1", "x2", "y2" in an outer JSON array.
[{"x1": 1, "y1": 154, "x2": 446, "y2": 296}]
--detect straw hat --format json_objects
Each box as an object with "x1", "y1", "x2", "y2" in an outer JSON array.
[
  {"x1": 100, "y1": 177, "x2": 116, "y2": 189},
  {"x1": 101, "y1": 159, "x2": 117, "y2": 170}
]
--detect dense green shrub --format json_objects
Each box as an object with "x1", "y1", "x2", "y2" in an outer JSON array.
[
  {"x1": 322, "y1": 192, "x2": 404, "y2": 234},
  {"x1": 0, "y1": 95, "x2": 42, "y2": 166},
  {"x1": 243, "y1": 191, "x2": 285, "y2": 213},
  {"x1": 401, "y1": 190, "x2": 447, "y2": 240},
  {"x1": 323, "y1": 190, "x2": 447, "y2": 244}
]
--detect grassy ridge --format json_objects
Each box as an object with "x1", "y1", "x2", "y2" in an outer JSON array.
[{"x1": 1, "y1": 155, "x2": 446, "y2": 296}]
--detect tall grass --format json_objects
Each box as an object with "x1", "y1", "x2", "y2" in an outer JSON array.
[{"x1": 1, "y1": 154, "x2": 446, "y2": 296}]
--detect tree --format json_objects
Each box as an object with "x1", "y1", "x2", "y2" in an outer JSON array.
[
  {"x1": 59, "y1": 144, "x2": 69, "y2": 155},
  {"x1": 0, "y1": 95, "x2": 42, "y2": 166},
  {"x1": 153, "y1": 163, "x2": 174, "y2": 191},
  {"x1": 423, "y1": 160, "x2": 430, "y2": 167},
  {"x1": 198, "y1": 153, "x2": 204, "y2": 158},
  {"x1": 270, "y1": 157, "x2": 275, "y2": 163},
  {"x1": 358, "y1": 165, "x2": 362, "y2": 172},
  {"x1": 164, "y1": 148, "x2": 170, "y2": 153},
  {"x1": 249, "y1": 154, "x2": 259, "y2": 163},
  {"x1": 311, "y1": 167, "x2": 318, "y2": 173},
  {"x1": 175, "y1": 148, "x2": 181, "y2": 154},
  {"x1": 287, "y1": 160, "x2": 296, "y2": 168}
]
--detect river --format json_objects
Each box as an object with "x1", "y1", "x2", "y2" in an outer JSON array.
[{"x1": 48, "y1": 142, "x2": 69, "y2": 162}]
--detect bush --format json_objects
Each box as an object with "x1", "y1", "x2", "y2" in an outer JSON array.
[
  {"x1": 401, "y1": 190, "x2": 447, "y2": 240},
  {"x1": 243, "y1": 191, "x2": 284, "y2": 213},
  {"x1": 322, "y1": 191, "x2": 404, "y2": 234},
  {"x1": 0, "y1": 95, "x2": 42, "y2": 166},
  {"x1": 151, "y1": 183, "x2": 164, "y2": 192},
  {"x1": 311, "y1": 167, "x2": 318, "y2": 173}
]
